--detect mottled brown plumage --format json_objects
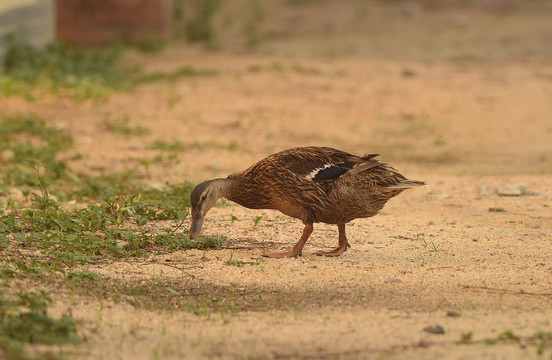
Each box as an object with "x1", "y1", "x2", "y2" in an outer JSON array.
[{"x1": 189, "y1": 146, "x2": 424, "y2": 258}]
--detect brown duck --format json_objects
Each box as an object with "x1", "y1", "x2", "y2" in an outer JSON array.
[{"x1": 189, "y1": 146, "x2": 424, "y2": 258}]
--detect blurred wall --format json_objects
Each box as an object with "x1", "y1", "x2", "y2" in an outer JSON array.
[
  {"x1": 0, "y1": 0, "x2": 55, "y2": 70},
  {"x1": 56, "y1": 0, "x2": 172, "y2": 45}
]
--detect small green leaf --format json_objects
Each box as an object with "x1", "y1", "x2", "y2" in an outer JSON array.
[
  {"x1": 253, "y1": 215, "x2": 263, "y2": 228},
  {"x1": 460, "y1": 332, "x2": 473, "y2": 343},
  {"x1": 167, "y1": 288, "x2": 181, "y2": 297}
]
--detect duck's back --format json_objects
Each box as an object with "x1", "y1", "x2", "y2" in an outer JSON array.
[{"x1": 227, "y1": 147, "x2": 424, "y2": 224}]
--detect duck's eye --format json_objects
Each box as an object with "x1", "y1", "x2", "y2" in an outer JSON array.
[{"x1": 200, "y1": 192, "x2": 208, "y2": 201}]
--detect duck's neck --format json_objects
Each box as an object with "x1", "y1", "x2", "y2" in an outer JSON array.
[{"x1": 222, "y1": 173, "x2": 271, "y2": 209}]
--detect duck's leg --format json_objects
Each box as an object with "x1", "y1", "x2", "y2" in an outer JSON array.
[
  {"x1": 262, "y1": 223, "x2": 313, "y2": 258},
  {"x1": 315, "y1": 223, "x2": 350, "y2": 257}
]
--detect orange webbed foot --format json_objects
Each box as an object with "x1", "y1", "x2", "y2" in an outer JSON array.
[{"x1": 314, "y1": 246, "x2": 348, "y2": 257}]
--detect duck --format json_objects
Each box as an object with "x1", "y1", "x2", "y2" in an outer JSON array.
[{"x1": 189, "y1": 146, "x2": 424, "y2": 258}]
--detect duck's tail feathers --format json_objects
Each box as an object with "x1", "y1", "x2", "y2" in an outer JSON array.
[
  {"x1": 350, "y1": 160, "x2": 380, "y2": 174},
  {"x1": 385, "y1": 179, "x2": 425, "y2": 189},
  {"x1": 361, "y1": 153, "x2": 380, "y2": 161}
]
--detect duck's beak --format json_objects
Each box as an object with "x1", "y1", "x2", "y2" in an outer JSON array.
[{"x1": 189, "y1": 214, "x2": 204, "y2": 239}]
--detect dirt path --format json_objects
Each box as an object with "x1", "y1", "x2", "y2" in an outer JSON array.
[{"x1": 56, "y1": 173, "x2": 547, "y2": 360}]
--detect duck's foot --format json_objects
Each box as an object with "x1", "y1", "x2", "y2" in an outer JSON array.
[
  {"x1": 262, "y1": 223, "x2": 313, "y2": 259},
  {"x1": 262, "y1": 249, "x2": 302, "y2": 258},
  {"x1": 314, "y1": 246, "x2": 348, "y2": 257},
  {"x1": 316, "y1": 224, "x2": 350, "y2": 257}
]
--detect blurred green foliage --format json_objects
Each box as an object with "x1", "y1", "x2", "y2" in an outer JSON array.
[{"x1": 0, "y1": 35, "x2": 217, "y2": 102}]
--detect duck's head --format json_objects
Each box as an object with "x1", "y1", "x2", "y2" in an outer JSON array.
[{"x1": 189, "y1": 178, "x2": 229, "y2": 239}]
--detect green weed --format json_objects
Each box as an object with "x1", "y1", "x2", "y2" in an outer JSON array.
[
  {"x1": 73, "y1": 171, "x2": 140, "y2": 199},
  {"x1": 253, "y1": 215, "x2": 263, "y2": 228},
  {"x1": 0, "y1": 110, "x2": 234, "y2": 359},
  {"x1": 102, "y1": 115, "x2": 151, "y2": 137},
  {"x1": 139, "y1": 66, "x2": 218, "y2": 83},
  {"x1": 0, "y1": 36, "x2": 218, "y2": 101},
  {"x1": 243, "y1": 0, "x2": 264, "y2": 47},
  {"x1": 65, "y1": 270, "x2": 100, "y2": 281},
  {"x1": 477, "y1": 330, "x2": 552, "y2": 357},
  {"x1": 485, "y1": 330, "x2": 520, "y2": 345},
  {"x1": 433, "y1": 137, "x2": 446, "y2": 147},
  {"x1": 0, "y1": 286, "x2": 78, "y2": 358},
  {"x1": 255, "y1": 257, "x2": 265, "y2": 272},
  {"x1": 417, "y1": 233, "x2": 441, "y2": 253},
  {"x1": 0, "y1": 113, "x2": 224, "y2": 281},
  {"x1": 0, "y1": 35, "x2": 135, "y2": 101},
  {"x1": 533, "y1": 331, "x2": 552, "y2": 357},
  {"x1": 224, "y1": 252, "x2": 246, "y2": 267},
  {"x1": 0, "y1": 113, "x2": 73, "y2": 192},
  {"x1": 173, "y1": 0, "x2": 223, "y2": 46},
  {"x1": 145, "y1": 139, "x2": 187, "y2": 167},
  {"x1": 167, "y1": 288, "x2": 182, "y2": 298},
  {"x1": 460, "y1": 331, "x2": 473, "y2": 343}
]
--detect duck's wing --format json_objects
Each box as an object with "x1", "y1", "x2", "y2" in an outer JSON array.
[
  {"x1": 274, "y1": 147, "x2": 380, "y2": 182},
  {"x1": 310, "y1": 166, "x2": 350, "y2": 181}
]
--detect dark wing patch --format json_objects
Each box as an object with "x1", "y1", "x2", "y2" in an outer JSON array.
[{"x1": 312, "y1": 166, "x2": 350, "y2": 181}]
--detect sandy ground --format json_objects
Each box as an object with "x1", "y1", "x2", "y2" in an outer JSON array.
[{"x1": 2, "y1": 2, "x2": 552, "y2": 359}]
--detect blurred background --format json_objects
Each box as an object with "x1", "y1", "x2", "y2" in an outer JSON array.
[
  {"x1": 4, "y1": 0, "x2": 552, "y2": 59},
  {"x1": 1, "y1": 0, "x2": 551, "y2": 181},
  {"x1": 3, "y1": 0, "x2": 552, "y2": 59}
]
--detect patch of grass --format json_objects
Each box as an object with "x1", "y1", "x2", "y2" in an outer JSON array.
[
  {"x1": 0, "y1": 111, "x2": 235, "y2": 357},
  {"x1": 0, "y1": 113, "x2": 224, "y2": 281},
  {"x1": 433, "y1": 137, "x2": 446, "y2": 147},
  {"x1": 167, "y1": 88, "x2": 183, "y2": 109},
  {"x1": 485, "y1": 330, "x2": 520, "y2": 345},
  {"x1": 462, "y1": 330, "x2": 552, "y2": 357},
  {"x1": 0, "y1": 178, "x2": 221, "y2": 275},
  {"x1": 271, "y1": 61, "x2": 285, "y2": 73},
  {"x1": 243, "y1": 0, "x2": 264, "y2": 47},
  {"x1": 224, "y1": 252, "x2": 246, "y2": 267},
  {"x1": 139, "y1": 66, "x2": 218, "y2": 84},
  {"x1": 133, "y1": 38, "x2": 165, "y2": 54},
  {"x1": 65, "y1": 270, "x2": 100, "y2": 282},
  {"x1": 167, "y1": 288, "x2": 182, "y2": 298},
  {"x1": 146, "y1": 139, "x2": 187, "y2": 167},
  {"x1": 226, "y1": 140, "x2": 238, "y2": 151},
  {"x1": 0, "y1": 36, "x2": 218, "y2": 102},
  {"x1": 485, "y1": 330, "x2": 552, "y2": 356},
  {"x1": 0, "y1": 286, "x2": 78, "y2": 358},
  {"x1": 0, "y1": 177, "x2": 225, "y2": 279},
  {"x1": 0, "y1": 35, "x2": 136, "y2": 101},
  {"x1": 0, "y1": 113, "x2": 73, "y2": 192},
  {"x1": 253, "y1": 215, "x2": 263, "y2": 228},
  {"x1": 102, "y1": 115, "x2": 151, "y2": 137},
  {"x1": 533, "y1": 331, "x2": 552, "y2": 357},
  {"x1": 187, "y1": 235, "x2": 227, "y2": 250},
  {"x1": 255, "y1": 257, "x2": 265, "y2": 272},
  {"x1": 417, "y1": 233, "x2": 441, "y2": 253},
  {"x1": 460, "y1": 332, "x2": 473, "y2": 343},
  {"x1": 74, "y1": 171, "x2": 141, "y2": 199},
  {"x1": 173, "y1": 0, "x2": 223, "y2": 46}
]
